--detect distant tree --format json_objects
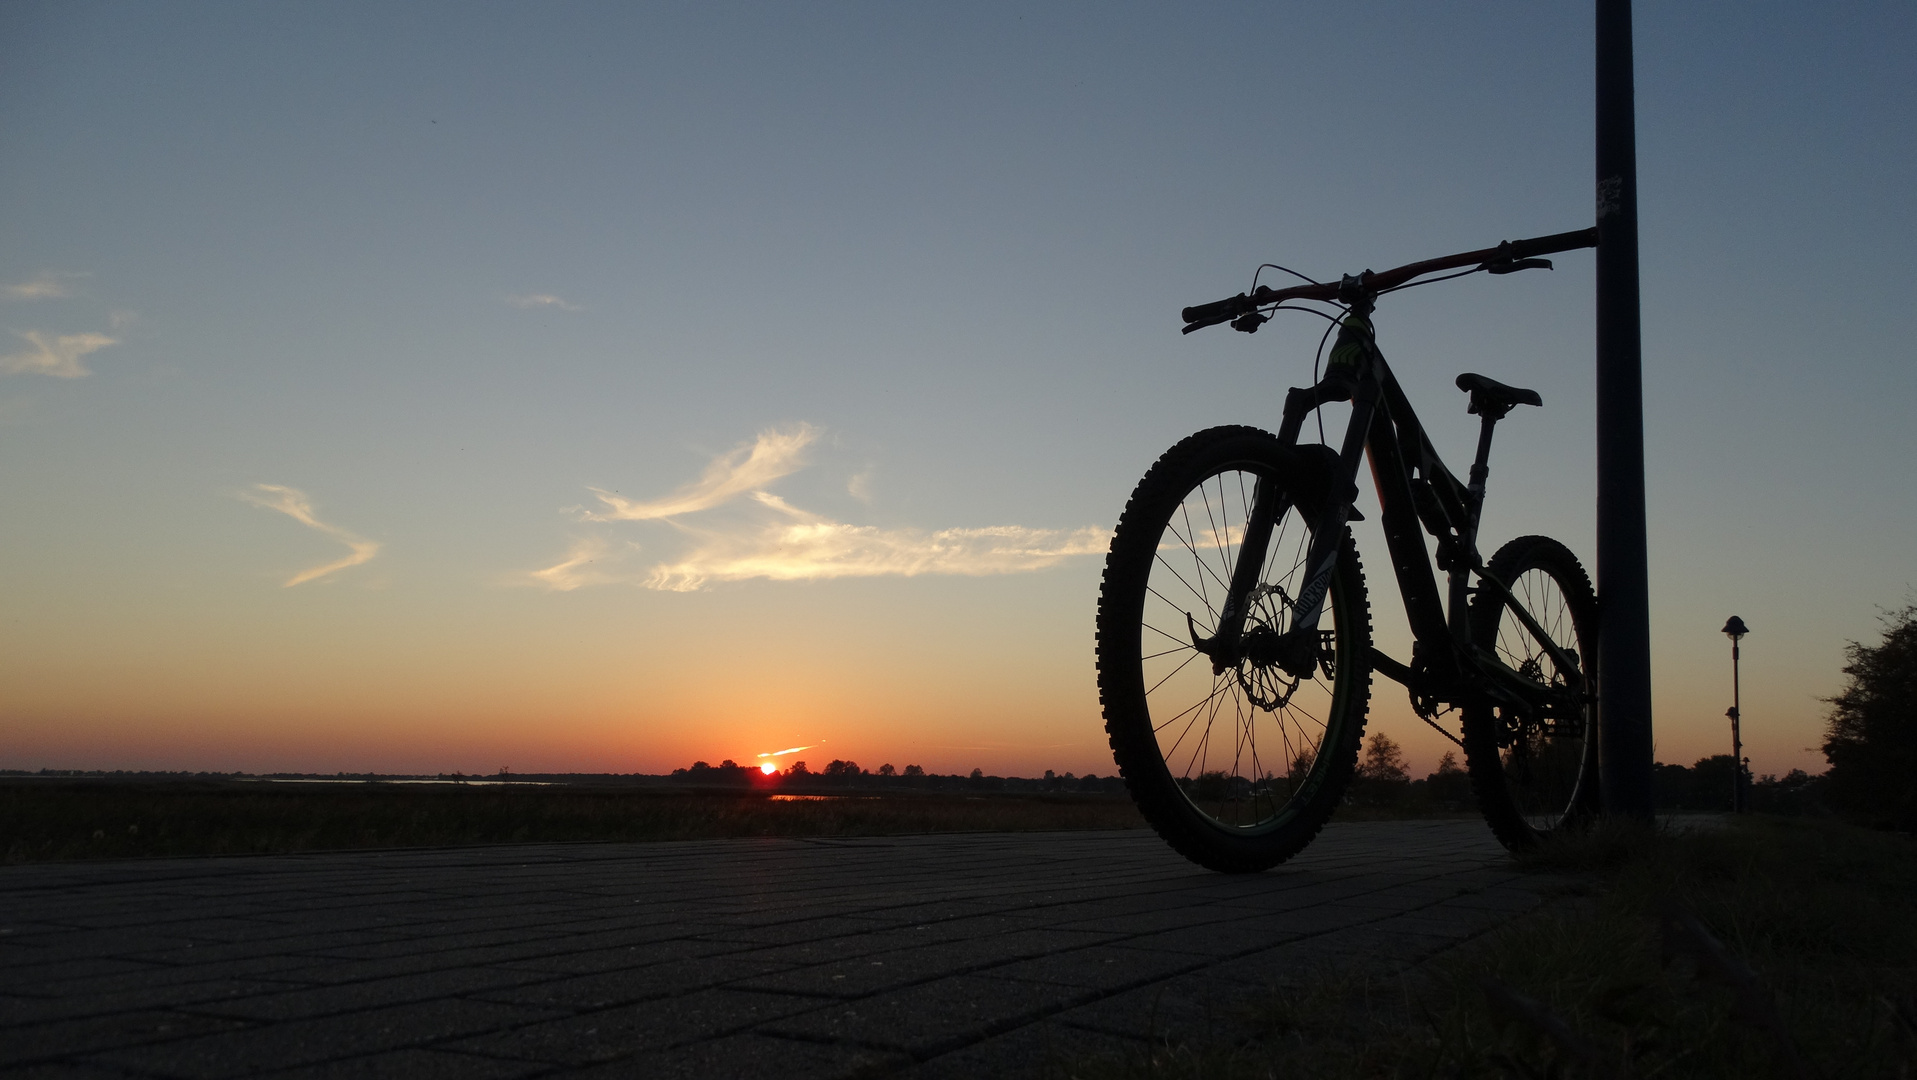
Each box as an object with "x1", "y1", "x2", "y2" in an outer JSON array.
[
  {"x1": 1187, "y1": 770, "x2": 1231, "y2": 802},
  {"x1": 970, "y1": 767, "x2": 984, "y2": 780},
  {"x1": 903, "y1": 764, "x2": 925, "y2": 777},
  {"x1": 1688, "y1": 754, "x2": 1750, "y2": 812},
  {"x1": 1420, "y1": 748, "x2": 1473, "y2": 809},
  {"x1": 878, "y1": 763, "x2": 896, "y2": 777},
  {"x1": 786, "y1": 760, "x2": 810, "y2": 777},
  {"x1": 1751, "y1": 768, "x2": 1823, "y2": 816},
  {"x1": 823, "y1": 759, "x2": 860, "y2": 777},
  {"x1": 1288, "y1": 751, "x2": 1312, "y2": 785},
  {"x1": 674, "y1": 759, "x2": 753, "y2": 786},
  {"x1": 1652, "y1": 761, "x2": 1696, "y2": 809},
  {"x1": 1357, "y1": 733, "x2": 1409, "y2": 784},
  {"x1": 1822, "y1": 603, "x2": 1917, "y2": 829}
]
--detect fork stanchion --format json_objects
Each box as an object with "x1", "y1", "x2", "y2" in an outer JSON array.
[{"x1": 1595, "y1": 0, "x2": 1656, "y2": 819}]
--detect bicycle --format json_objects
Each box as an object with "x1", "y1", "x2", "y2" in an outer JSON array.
[{"x1": 1096, "y1": 228, "x2": 1602, "y2": 872}]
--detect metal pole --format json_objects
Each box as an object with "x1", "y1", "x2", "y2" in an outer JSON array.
[
  {"x1": 1595, "y1": 0, "x2": 1656, "y2": 818},
  {"x1": 1730, "y1": 641, "x2": 1743, "y2": 812}
]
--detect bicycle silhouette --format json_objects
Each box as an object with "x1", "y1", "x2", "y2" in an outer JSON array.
[{"x1": 1096, "y1": 229, "x2": 1600, "y2": 871}]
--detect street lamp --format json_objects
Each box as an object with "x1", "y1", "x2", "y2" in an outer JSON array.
[{"x1": 1721, "y1": 616, "x2": 1749, "y2": 812}]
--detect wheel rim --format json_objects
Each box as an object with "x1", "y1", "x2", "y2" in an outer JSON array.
[
  {"x1": 1136, "y1": 465, "x2": 1347, "y2": 834},
  {"x1": 1489, "y1": 566, "x2": 1593, "y2": 832}
]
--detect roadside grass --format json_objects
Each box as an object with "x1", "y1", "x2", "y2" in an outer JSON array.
[
  {"x1": 0, "y1": 779, "x2": 1145, "y2": 864},
  {"x1": 1056, "y1": 815, "x2": 1917, "y2": 1078}
]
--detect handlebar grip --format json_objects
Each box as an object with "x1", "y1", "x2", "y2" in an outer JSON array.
[
  {"x1": 1180, "y1": 294, "x2": 1252, "y2": 326},
  {"x1": 1508, "y1": 227, "x2": 1599, "y2": 260}
]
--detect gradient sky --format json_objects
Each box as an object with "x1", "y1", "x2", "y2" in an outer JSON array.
[{"x1": 3, "y1": 2, "x2": 1912, "y2": 779}]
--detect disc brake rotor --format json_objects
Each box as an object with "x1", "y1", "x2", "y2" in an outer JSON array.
[{"x1": 1236, "y1": 583, "x2": 1303, "y2": 711}]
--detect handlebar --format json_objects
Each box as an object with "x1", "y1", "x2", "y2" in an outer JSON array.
[{"x1": 1179, "y1": 227, "x2": 1599, "y2": 334}]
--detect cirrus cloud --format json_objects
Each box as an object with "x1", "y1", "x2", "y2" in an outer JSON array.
[
  {"x1": 642, "y1": 492, "x2": 1105, "y2": 592},
  {"x1": 504, "y1": 293, "x2": 584, "y2": 312},
  {"x1": 2, "y1": 271, "x2": 86, "y2": 301},
  {"x1": 529, "y1": 424, "x2": 1104, "y2": 591},
  {"x1": 583, "y1": 424, "x2": 819, "y2": 522},
  {"x1": 239, "y1": 484, "x2": 382, "y2": 586},
  {"x1": 1, "y1": 330, "x2": 117, "y2": 378}
]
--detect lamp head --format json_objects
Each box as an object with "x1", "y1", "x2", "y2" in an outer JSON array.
[{"x1": 1722, "y1": 615, "x2": 1749, "y2": 641}]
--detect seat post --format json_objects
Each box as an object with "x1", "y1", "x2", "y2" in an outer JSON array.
[{"x1": 1467, "y1": 411, "x2": 1501, "y2": 508}]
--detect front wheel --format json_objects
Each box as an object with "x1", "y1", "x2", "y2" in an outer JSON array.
[
  {"x1": 1096, "y1": 426, "x2": 1372, "y2": 873},
  {"x1": 1463, "y1": 535, "x2": 1601, "y2": 851}
]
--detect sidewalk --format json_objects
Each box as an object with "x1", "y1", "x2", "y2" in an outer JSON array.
[{"x1": 1, "y1": 820, "x2": 1540, "y2": 1078}]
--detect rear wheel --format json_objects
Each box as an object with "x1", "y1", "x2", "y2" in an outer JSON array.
[
  {"x1": 1096, "y1": 426, "x2": 1372, "y2": 873},
  {"x1": 1463, "y1": 535, "x2": 1600, "y2": 850}
]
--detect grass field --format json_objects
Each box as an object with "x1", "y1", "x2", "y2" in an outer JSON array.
[
  {"x1": 0, "y1": 778, "x2": 1147, "y2": 864},
  {"x1": 1060, "y1": 814, "x2": 1917, "y2": 1078}
]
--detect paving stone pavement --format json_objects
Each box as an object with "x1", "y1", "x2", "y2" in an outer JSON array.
[{"x1": 1, "y1": 820, "x2": 1545, "y2": 1078}]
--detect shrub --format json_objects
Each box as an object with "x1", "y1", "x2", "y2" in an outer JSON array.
[{"x1": 1821, "y1": 603, "x2": 1917, "y2": 830}]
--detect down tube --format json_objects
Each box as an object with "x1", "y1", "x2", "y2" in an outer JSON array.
[{"x1": 1364, "y1": 401, "x2": 1450, "y2": 647}]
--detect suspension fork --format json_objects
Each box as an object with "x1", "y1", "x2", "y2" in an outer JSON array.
[
  {"x1": 1200, "y1": 370, "x2": 1377, "y2": 672},
  {"x1": 1202, "y1": 476, "x2": 1285, "y2": 671},
  {"x1": 1196, "y1": 380, "x2": 1347, "y2": 668},
  {"x1": 1284, "y1": 378, "x2": 1378, "y2": 641}
]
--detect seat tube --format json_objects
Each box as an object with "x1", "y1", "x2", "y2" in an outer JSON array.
[{"x1": 1448, "y1": 414, "x2": 1498, "y2": 638}]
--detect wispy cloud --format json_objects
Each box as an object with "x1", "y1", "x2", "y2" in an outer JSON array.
[
  {"x1": 584, "y1": 424, "x2": 819, "y2": 522},
  {"x1": 2, "y1": 271, "x2": 85, "y2": 301},
  {"x1": 239, "y1": 484, "x2": 382, "y2": 587},
  {"x1": 526, "y1": 535, "x2": 646, "y2": 591},
  {"x1": 504, "y1": 293, "x2": 584, "y2": 312},
  {"x1": 533, "y1": 424, "x2": 1103, "y2": 591},
  {"x1": 1, "y1": 330, "x2": 117, "y2": 378},
  {"x1": 644, "y1": 492, "x2": 1105, "y2": 591}
]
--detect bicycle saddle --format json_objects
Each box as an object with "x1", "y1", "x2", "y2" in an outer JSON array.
[{"x1": 1455, "y1": 372, "x2": 1541, "y2": 418}]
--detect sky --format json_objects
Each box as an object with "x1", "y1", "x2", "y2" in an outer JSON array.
[{"x1": 2, "y1": 2, "x2": 1912, "y2": 779}]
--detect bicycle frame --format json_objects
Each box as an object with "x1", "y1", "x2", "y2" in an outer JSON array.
[
  {"x1": 1203, "y1": 301, "x2": 1584, "y2": 728},
  {"x1": 1177, "y1": 228, "x2": 1602, "y2": 733}
]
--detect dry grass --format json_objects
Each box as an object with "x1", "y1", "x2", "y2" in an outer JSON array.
[
  {"x1": 0, "y1": 778, "x2": 1145, "y2": 864},
  {"x1": 1057, "y1": 815, "x2": 1917, "y2": 1078}
]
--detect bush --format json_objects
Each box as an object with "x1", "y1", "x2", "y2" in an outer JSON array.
[{"x1": 1822, "y1": 603, "x2": 1917, "y2": 830}]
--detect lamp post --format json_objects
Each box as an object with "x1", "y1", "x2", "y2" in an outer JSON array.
[
  {"x1": 1721, "y1": 616, "x2": 1748, "y2": 812},
  {"x1": 1596, "y1": 0, "x2": 1656, "y2": 818}
]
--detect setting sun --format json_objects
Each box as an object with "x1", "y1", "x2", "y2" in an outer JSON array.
[{"x1": 760, "y1": 763, "x2": 777, "y2": 775}]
